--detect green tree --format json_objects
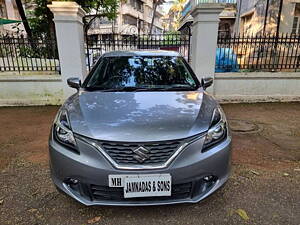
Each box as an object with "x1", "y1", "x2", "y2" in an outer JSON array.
[
  {"x1": 169, "y1": 0, "x2": 186, "y2": 30},
  {"x1": 149, "y1": 0, "x2": 164, "y2": 35},
  {"x1": 15, "y1": 0, "x2": 33, "y2": 39},
  {"x1": 25, "y1": 0, "x2": 119, "y2": 38}
]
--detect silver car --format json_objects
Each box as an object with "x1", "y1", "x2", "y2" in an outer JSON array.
[{"x1": 49, "y1": 50, "x2": 231, "y2": 206}]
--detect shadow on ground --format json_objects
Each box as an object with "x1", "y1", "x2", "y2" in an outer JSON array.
[{"x1": 0, "y1": 103, "x2": 299, "y2": 225}]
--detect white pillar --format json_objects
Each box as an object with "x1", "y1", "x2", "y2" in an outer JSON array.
[
  {"x1": 48, "y1": 1, "x2": 86, "y2": 99},
  {"x1": 191, "y1": 3, "x2": 224, "y2": 80}
]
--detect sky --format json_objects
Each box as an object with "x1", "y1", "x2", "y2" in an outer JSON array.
[{"x1": 161, "y1": 0, "x2": 174, "y2": 14}]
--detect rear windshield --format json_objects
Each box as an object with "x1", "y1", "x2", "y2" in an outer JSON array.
[{"x1": 83, "y1": 56, "x2": 199, "y2": 91}]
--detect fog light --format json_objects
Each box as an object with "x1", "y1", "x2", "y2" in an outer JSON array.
[
  {"x1": 70, "y1": 178, "x2": 78, "y2": 184},
  {"x1": 203, "y1": 175, "x2": 214, "y2": 182},
  {"x1": 65, "y1": 178, "x2": 79, "y2": 185}
]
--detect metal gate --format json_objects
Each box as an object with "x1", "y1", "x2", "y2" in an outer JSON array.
[{"x1": 84, "y1": 15, "x2": 191, "y2": 70}]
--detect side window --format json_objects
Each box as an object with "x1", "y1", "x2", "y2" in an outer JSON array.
[
  {"x1": 177, "y1": 58, "x2": 197, "y2": 87},
  {"x1": 86, "y1": 58, "x2": 108, "y2": 87},
  {"x1": 292, "y1": 17, "x2": 299, "y2": 34},
  {"x1": 293, "y1": 4, "x2": 300, "y2": 34}
]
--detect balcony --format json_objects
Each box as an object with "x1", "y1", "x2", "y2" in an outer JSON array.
[
  {"x1": 182, "y1": 0, "x2": 237, "y2": 17},
  {"x1": 182, "y1": 1, "x2": 192, "y2": 18},
  {"x1": 121, "y1": 3, "x2": 144, "y2": 19}
]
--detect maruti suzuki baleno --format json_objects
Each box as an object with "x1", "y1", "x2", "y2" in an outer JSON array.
[{"x1": 49, "y1": 50, "x2": 231, "y2": 206}]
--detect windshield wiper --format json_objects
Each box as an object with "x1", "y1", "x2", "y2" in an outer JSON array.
[
  {"x1": 86, "y1": 86, "x2": 196, "y2": 92},
  {"x1": 101, "y1": 87, "x2": 151, "y2": 92},
  {"x1": 85, "y1": 87, "x2": 139, "y2": 92},
  {"x1": 160, "y1": 87, "x2": 196, "y2": 91}
]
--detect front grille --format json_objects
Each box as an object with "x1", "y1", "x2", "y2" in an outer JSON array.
[
  {"x1": 90, "y1": 182, "x2": 193, "y2": 201},
  {"x1": 77, "y1": 134, "x2": 203, "y2": 167},
  {"x1": 98, "y1": 140, "x2": 183, "y2": 165},
  {"x1": 66, "y1": 177, "x2": 218, "y2": 203}
]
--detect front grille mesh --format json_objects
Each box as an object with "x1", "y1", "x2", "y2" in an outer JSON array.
[
  {"x1": 90, "y1": 182, "x2": 193, "y2": 201},
  {"x1": 98, "y1": 140, "x2": 183, "y2": 165},
  {"x1": 67, "y1": 178, "x2": 217, "y2": 203}
]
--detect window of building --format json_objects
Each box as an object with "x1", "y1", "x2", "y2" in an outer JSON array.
[
  {"x1": 240, "y1": 12, "x2": 254, "y2": 35},
  {"x1": 128, "y1": 0, "x2": 143, "y2": 12},
  {"x1": 145, "y1": 6, "x2": 152, "y2": 18},
  {"x1": 136, "y1": 0, "x2": 143, "y2": 12},
  {"x1": 292, "y1": 4, "x2": 300, "y2": 34},
  {"x1": 123, "y1": 15, "x2": 138, "y2": 26},
  {"x1": 292, "y1": 17, "x2": 299, "y2": 34},
  {"x1": 219, "y1": 22, "x2": 231, "y2": 37},
  {"x1": 89, "y1": 17, "x2": 114, "y2": 29}
]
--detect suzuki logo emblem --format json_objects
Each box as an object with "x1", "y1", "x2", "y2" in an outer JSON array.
[{"x1": 133, "y1": 146, "x2": 150, "y2": 163}]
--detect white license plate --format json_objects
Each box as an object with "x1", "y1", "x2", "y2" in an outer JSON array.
[{"x1": 108, "y1": 174, "x2": 171, "y2": 198}]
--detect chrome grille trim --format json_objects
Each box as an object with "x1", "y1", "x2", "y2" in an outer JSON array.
[
  {"x1": 100, "y1": 140, "x2": 182, "y2": 165},
  {"x1": 76, "y1": 134, "x2": 205, "y2": 170}
]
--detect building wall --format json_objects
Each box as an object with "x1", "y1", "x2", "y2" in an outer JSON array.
[
  {"x1": 218, "y1": 4, "x2": 237, "y2": 36},
  {"x1": 87, "y1": 0, "x2": 164, "y2": 36},
  {"x1": 238, "y1": 0, "x2": 274, "y2": 35},
  {"x1": 1, "y1": 72, "x2": 299, "y2": 106},
  {"x1": 214, "y1": 72, "x2": 300, "y2": 103},
  {"x1": 239, "y1": 0, "x2": 259, "y2": 15},
  {"x1": 237, "y1": 0, "x2": 299, "y2": 35},
  {"x1": 180, "y1": 2, "x2": 237, "y2": 34},
  {"x1": 0, "y1": 74, "x2": 62, "y2": 106},
  {"x1": 280, "y1": 0, "x2": 298, "y2": 33}
]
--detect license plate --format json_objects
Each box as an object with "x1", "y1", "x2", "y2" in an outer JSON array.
[{"x1": 108, "y1": 174, "x2": 171, "y2": 198}]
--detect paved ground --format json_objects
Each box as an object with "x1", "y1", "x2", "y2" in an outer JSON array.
[{"x1": 0, "y1": 103, "x2": 299, "y2": 225}]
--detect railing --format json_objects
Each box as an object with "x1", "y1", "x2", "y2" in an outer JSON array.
[
  {"x1": 195, "y1": 0, "x2": 236, "y2": 4},
  {"x1": 0, "y1": 35, "x2": 60, "y2": 73},
  {"x1": 216, "y1": 33, "x2": 300, "y2": 72},
  {"x1": 85, "y1": 33, "x2": 191, "y2": 70}
]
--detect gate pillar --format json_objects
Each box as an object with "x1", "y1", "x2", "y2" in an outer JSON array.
[
  {"x1": 190, "y1": 3, "x2": 224, "y2": 92},
  {"x1": 48, "y1": 1, "x2": 87, "y2": 99}
]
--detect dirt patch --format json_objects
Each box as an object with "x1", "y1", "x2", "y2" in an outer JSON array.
[
  {"x1": 0, "y1": 106, "x2": 58, "y2": 169},
  {"x1": 223, "y1": 103, "x2": 300, "y2": 171},
  {"x1": 229, "y1": 119, "x2": 261, "y2": 133}
]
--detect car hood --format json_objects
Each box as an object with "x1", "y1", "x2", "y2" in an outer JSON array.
[{"x1": 65, "y1": 90, "x2": 217, "y2": 142}]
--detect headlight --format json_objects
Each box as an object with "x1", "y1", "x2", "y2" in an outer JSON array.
[
  {"x1": 203, "y1": 107, "x2": 227, "y2": 152},
  {"x1": 53, "y1": 109, "x2": 77, "y2": 151}
]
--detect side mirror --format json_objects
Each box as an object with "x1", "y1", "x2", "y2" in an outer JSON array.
[
  {"x1": 67, "y1": 77, "x2": 81, "y2": 90},
  {"x1": 201, "y1": 77, "x2": 213, "y2": 90}
]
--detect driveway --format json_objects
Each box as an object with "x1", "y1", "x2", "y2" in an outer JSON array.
[{"x1": 0, "y1": 103, "x2": 299, "y2": 225}]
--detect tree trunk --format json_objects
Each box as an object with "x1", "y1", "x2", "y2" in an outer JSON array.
[
  {"x1": 15, "y1": 0, "x2": 32, "y2": 38},
  {"x1": 149, "y1": 0, "x2": 159, "y2": 35},
  {"x1": 45, "y1": 6, "x2": 55, "y2": 36}
]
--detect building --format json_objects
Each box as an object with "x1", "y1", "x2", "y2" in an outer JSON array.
[
  {"x1": 235, "y1": 0, "x2": 300, "y2": 35},
  {"x1": 161, "y1": 8, "x2": 177, "y2": 32},
  {"x1": 0, "y1": 0, "x2": 23, "y2": 35},
  {"x1": 161, "y1": 13, "x2": 171, "y2": 31},
  {"x1": 218, "y1": 3, "x2": 236, "y2": 36},
  {"x1": 86, "y1": 0, "x2": 165, "y2": 37},
  {"x1": 178, "y1": 0, "x2": 237, "y2": 36}
]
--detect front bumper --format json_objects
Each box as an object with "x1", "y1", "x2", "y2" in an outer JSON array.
[{"x1": 49, "y1": 134, "x2": 231, "y2": 206}]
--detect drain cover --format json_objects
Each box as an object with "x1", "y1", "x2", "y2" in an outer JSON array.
[{"x1": 229, "y1": 119, "x2": 260, "y2": 133}]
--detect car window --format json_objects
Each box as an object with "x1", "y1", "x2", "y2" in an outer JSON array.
[
  {"x1": 84, "y1": 56, "x2": 199, "y2": 91},
  {"x1": 85, "y1": 58, "x2": 108, "y2": 87}
]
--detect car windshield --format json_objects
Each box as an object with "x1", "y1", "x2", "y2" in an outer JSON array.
[{"x1": 84, "y1": 56, "x2": 199, "y2": 91}]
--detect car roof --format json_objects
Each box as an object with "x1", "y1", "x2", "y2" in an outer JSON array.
[{"x1": 102, "y1": 50, "x2": 181, "y2": 58}]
